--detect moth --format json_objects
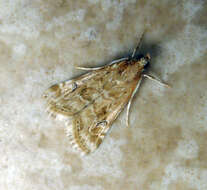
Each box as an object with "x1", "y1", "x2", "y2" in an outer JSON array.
[{"x1": 43, "y1": 33, "x2": 168, "y2": 155}]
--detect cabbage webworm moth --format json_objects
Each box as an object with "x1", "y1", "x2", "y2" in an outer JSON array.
[{"x1": 43, "y1": 33, "x2": 169, "y2": 154}]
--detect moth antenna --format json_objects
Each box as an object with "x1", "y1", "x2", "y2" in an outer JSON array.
[
  {"x1": 131, "y1": 31, "x2": 146, "y2": 58},
  {"x1": 126, "y1": 77, "x2": 143, "y2": 127}
]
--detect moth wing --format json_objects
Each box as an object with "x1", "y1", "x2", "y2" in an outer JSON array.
[{"x1": 43, "y1": 62, "x2": 139, "y2": 154}]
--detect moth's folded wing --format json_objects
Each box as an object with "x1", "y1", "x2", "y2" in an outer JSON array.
[{"x1": 43, "y1": 63, "x2": 137, "y2": 154}]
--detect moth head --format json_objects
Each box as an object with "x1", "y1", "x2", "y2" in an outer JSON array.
[{"x1": 141, "y1": 53, "x2": 151, "y2": 69}]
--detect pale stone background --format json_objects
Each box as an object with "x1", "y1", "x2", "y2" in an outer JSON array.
[{"x1": 0, "y1": 0, "x2": 207, "y2": 189}]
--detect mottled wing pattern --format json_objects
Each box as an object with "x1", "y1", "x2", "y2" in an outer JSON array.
[{"x1": 43, "y1": 61, "x2": 140, "y2": 154}]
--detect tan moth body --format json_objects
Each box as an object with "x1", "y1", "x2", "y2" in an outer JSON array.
[{"x1": 43, "y1": 34, "x2": 168, "y2": 154}]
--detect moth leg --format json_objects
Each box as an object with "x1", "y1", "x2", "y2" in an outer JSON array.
[
  {"x1": 143, "y1": 74, "x2": 170, "y2": 88},
  {"x1": 126, "y1": 78, "x2": 143, "y2": 127},
  {"x1": 75, "y1": 66, "x2": 102, "y2": 71},
  {"x1": 75, "y1": 57, "x2": 129, "y2": 71}
]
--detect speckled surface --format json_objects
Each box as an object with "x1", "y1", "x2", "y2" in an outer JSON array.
[{"x1": 0, "y1": 0, "x2": 207, "y2": 189}]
